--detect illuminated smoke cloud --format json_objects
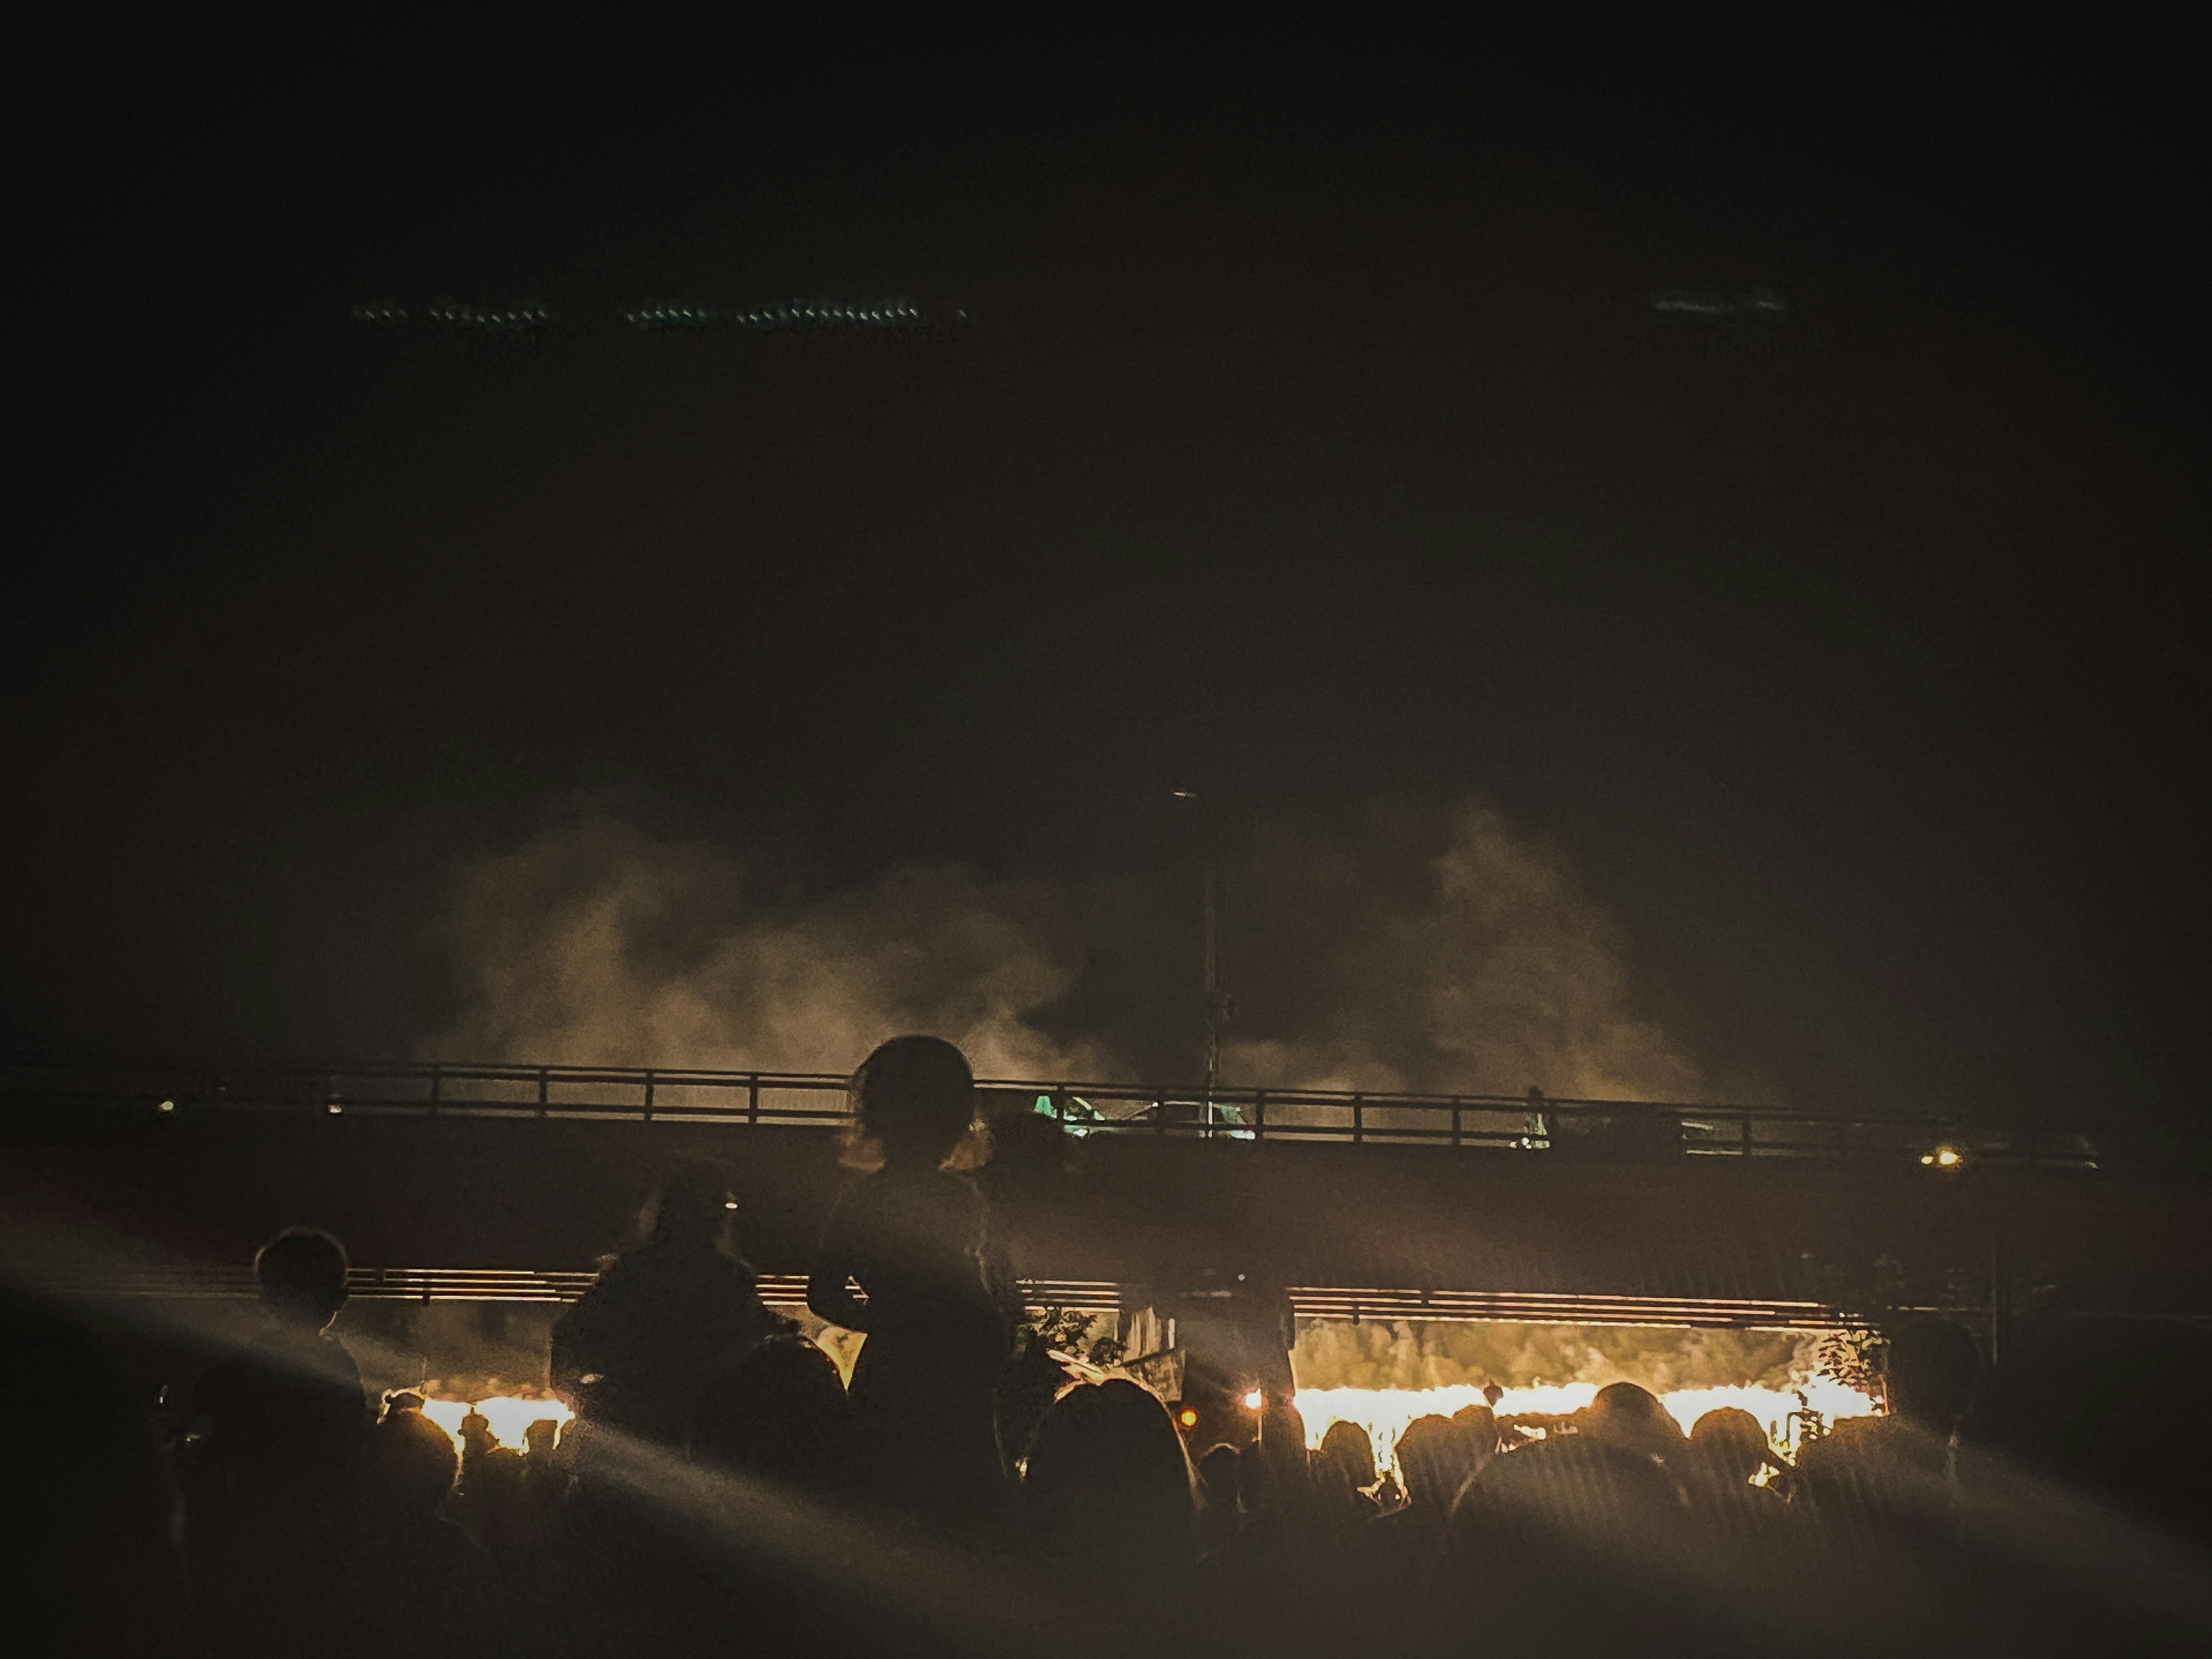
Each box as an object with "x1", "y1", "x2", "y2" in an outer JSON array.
[
  {"x1": 426, "y1": 810, "x2": 1109, "y2": 1079},
  {"x1": 1221, "y1": 802, "x2": 1702, "y2": 1100},
  {"x1": 428, "y1": 798, "x2": 1699, "y2": 1100}
]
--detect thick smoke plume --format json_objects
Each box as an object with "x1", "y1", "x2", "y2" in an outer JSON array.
[
  {"x1": 1222, "y1": 803, "x2": 1700, "y2": 1099},
  {"x1": 426, "y1": 813, "x2": 1108, "y2": 1079},
  {"x1": 429, "y1": 798, "x2": 1700, "y2": 1100}
]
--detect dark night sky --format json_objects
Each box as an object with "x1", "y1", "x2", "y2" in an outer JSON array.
[{"x1": 3, "y1": 12, "x2": 2205, "y2": 1125}]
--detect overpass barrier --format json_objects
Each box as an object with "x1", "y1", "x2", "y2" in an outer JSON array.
[{"x1": 1, "y1": 1059, "x2": 2137, "y2": 1173}]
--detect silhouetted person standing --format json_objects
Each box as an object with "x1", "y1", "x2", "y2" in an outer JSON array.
[
  {"x1": 1022, "y1": 1378, "x2": 1198, "y2": 1599},
  {"x1": 1680, "y1": 1406, "x2": 1790, "y2": 1563},
  {"x1": 1795, "y1": 1316, "x2": 1982, "y2": 1547},
  {"x1": 1420, "y1": 1435, "x2": 1694, "y2": 1659},
  {"x1": 1452, "y1": 1401, "x2": 1502, "y2": 1461},
  {"x1": 1583, "y1": 1380, "x2": 1688, "y2": 1464},
  {"x1": 1388, "y1": 1413, "x2": 1483, "y2": 1540},
  {"x1": 809, "y1": 1035, "x2": 1012, "y2": 1536},
  {"x1": 1358, "y1": 1412, "x2": 1483, "y2": 1652},
  {"x1": 356, "y1": 1395, "x2": 493, "y2": 1658},
  {"x1": 550, "y1": 1159, "x2": 771, "y2": 1445},
  {"x1": 1314, "y1": 1419, "x2": 1382, "y2": 1526},
  {"x1": 1194, "y1": 1441, "x2": 1244, "y2": 1556},
  {"x1": 182, "y1": 1226, "x2": 366, "y2": 1657},
  {"x1": 689, "y1": 1332, "x2": 855, "y2": 1491}
]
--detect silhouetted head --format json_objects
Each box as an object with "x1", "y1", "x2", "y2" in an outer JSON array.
[
  {"x1": 850, "y1": 1035, "x2": 977, "y2": 1166},
  {"x1": 1452, "y1": 1402, "x2": 1500, "y2": 1455},
  {"x1": 550, "y1": 1415, "x2": 600, "y2": 1476},
  {"x1": 1024, "y1": 1379, "x2": 1196, "y2": 1577},
  {"x1": 691, "y1": 1335, "x2": 853, "y2": 1488},
  {"x1": 643, "y1": 1158, "x2": 738, "y2": 1247},
  {"x1": 1880, "y1": 1316, "x2": 1983, "y2": 1431},
  {"x1": 1585, "y1": 1382, "x2": 1684, "y2": 1461},
  {"x1": 1240, "y1": 1401, "x2": 1309, "y2": 1514},
  {"x1": 1397, "y1": 1413, "x2": 1481, "y2": 1511},
  {"x1": 523, "y1": 1418, "x2": 560, "y2": 1458},
  {"x1": 254, "y1": 1226, "x2": 350, "y2": 1328},
  {"x1": 365, "y1": 1406, "x2": 459, "y2": 1518},
  {"x1": 457, "y1": 1406, "x2": 494, "y2": 1459},
  {"x1": 1688, "y1": 1407, "x2": 1777, "y2": 1483},
  {"x1": 1482, "y1": 1383, "x2": 1505, "y2": 1408},
  {"x1": 1196, "y1": 1441, "x2": 1241, "y2": 1509},
  {"x1": 1317, "y1": 1418, "x2": 1378, "y2": 1490},
  {"x1": 1441, "y1": 1437, "x2": 1690, "y2": 1651}
]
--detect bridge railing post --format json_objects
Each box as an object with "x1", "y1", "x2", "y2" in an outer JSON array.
[
  {"x1": 642, "y1": 1070, "x2": 655, "y2": 1123},
  {"x1": 1450, "y1": 1097, "x2": 1462, "y2": 1149},
  {"x1": 429, "y1": 1063, "x2": 442, "y2": 1118},
  {"x1": 748, "y1": 1075, "x2": 760, "y2": 1127},
  {"x1": 1253, "y1": 1089, "x2": 1267, "y2": 1141},
  {"x1": 1353, "y1": 1094, "x2": 1364, "y2": 1144},
  {"x1": 536, "y1": 1067, "x2": 549, "y2": 1120}
]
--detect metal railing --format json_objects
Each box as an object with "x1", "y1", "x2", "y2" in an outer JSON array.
[
  {"x1": 20, "y1": 1262, "x2": 1855, "y2": 1329},
  {"x1": 0, "y1": 1057, "x2": 2165, "y2": 1173}
]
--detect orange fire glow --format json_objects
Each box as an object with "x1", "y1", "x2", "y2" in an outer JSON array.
[{"x1": 1289, "y1": 1380, "x2": 1876, "y2": 1468}]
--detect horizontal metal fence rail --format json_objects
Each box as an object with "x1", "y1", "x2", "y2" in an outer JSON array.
[
  {"x1": 18, "y1": 1263, "x2": 1858, "y2": 1328},
  {"x1": 1, "y1": 1058, "x2": 2183, "y2": 1173},
  {"x1": 1286, "y1": 1286, "x2": 1876, "y2": 1332}
]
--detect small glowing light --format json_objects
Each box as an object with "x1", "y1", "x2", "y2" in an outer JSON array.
[
  {"x1": 156, "y1": 1099, "x2": 175, "y2": 1115},
  {"x1": 722, "y1": 1200, "x2": 739, "y2": 1210},
  {"x1": 1177, "y1": 1407, "x2": 1199, "y2": 1429},
  {"x1": 327, "y1": 1103, "x2": 344, "y2": 1115},
  {"x1": 1936, "y1": 1148, "x2": 1962, "y2": 1166},
  {"x1": 1920, "y1": 1154, "x2": 1934, "y2": 1165},
  {"x1": 1243, "y1": 1390, "x2": 1263, "y2": 1409}
]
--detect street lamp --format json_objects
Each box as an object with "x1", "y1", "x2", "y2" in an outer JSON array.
[{"x1": 1173, "y1": 789, "x2": 1225, "y2": 1103}]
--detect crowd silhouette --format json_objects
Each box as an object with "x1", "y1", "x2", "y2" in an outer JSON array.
[{"x1": 13, "y1": 1033, "x2": 2212, "y2": 1656}]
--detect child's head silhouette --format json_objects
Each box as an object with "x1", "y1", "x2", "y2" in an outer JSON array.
[{"x1": 850, "y1": 1035, "x2": 976, "y2": 1168}]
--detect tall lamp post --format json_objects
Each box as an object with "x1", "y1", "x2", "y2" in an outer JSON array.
[
  {"x1": 1202, "y1": 857, "x2": 1221, "y2": 1102},
  {"x1": 1174, "y1": 789, "x2": 1224, "y2": 1103}
]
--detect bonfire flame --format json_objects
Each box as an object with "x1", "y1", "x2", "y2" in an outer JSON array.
[
  {"x1": 410, "y1": 1379, "x2": 1874, "y2": 1470},
  {"x1": 1291, "y1": 1380, "x2": 1876, "y2": 1469},
  {"x1": 419, "y1": 1395, "x2": 574, "y2": 1451}
]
